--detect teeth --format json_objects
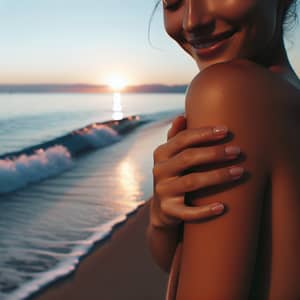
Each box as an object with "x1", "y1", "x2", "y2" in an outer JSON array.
[{"x1": 193, "y1": 41, "x2": 217, "y2": 49}]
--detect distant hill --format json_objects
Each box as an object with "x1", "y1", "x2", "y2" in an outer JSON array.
[{"x1": 0, "y1": 84, "x2": 188, "y2": 94}]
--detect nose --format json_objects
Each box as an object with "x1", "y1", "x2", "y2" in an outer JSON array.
[{"x1": 183, "y1": 0, "x2": 214, "y2": 33}]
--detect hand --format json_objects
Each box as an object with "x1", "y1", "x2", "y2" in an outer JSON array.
[{"x1": 150, "y1": 115, "x2": 242, "y2": 229}]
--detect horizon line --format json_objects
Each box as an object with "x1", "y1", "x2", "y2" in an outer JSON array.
[
  {"x1": 0, "y1": 83, "x2": 189, "y2": 86},
  {"x1": 0, "y1": 83, "x2": 189, "y2": 94}
]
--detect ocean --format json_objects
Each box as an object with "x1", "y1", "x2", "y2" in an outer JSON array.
[{"x1": 0, "y1": 93, "x2": 184, "y2": 300}]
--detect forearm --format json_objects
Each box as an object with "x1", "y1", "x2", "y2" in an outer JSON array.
[
  {"x1": 146, "y1": 222, "x2": 180, "y2": 273},
  {"x1": 146, "y1": 197, "x2": 181, "y2": 273}
]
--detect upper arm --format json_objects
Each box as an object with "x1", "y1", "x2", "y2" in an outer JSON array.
[{"x1": 176, "y1": 60, "x2": 273, "y2": 300}]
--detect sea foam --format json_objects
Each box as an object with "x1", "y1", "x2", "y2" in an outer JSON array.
[
  {"x1": 0, "y1": 146, "x2": 73, "y2": 194},
  {"x1": 0, "y1": 124, "x2": 124, "y2": 195},
  {"x1": 74, "y1": 124, "x2": 121, "y2": 150},
  {"x1": 5, "y1": 205, "x2": 146, "y2": 300}
]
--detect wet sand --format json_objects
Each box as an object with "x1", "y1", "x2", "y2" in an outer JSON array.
[
  {"x1": 31, "y1": 200, "x2": 169, "y2": 300},
  {"x1": 28, "y1": 119, "x2": 175, "y2": 300}
]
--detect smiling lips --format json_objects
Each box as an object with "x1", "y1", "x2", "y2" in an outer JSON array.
[{"x1": 187, "y1": 29, "x2": 237, "y2": 57}]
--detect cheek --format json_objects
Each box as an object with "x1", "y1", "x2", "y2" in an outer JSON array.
[
  {"x1": 163, "y1": 12, "x2": 183, "y2": 40},
  {"x1": 163, "y1": 0, "x2": 279, "y2": 56},
  {"x1": 216, "y1": 0, "x2": 279, "y2": 44},
  {"x1": 213, "y1": 0, "x2": 259, "y2": 21},
  {"x1": 163, "y1": 0, "x2": 271, "y2": 35}
]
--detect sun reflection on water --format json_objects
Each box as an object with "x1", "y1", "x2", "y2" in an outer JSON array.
[
  {"x1": 112, "y1": 92, "x2": 124, "y2": 120},
  {"x1": 116, "y1": 158, "x2": 143, "y2": 205}
]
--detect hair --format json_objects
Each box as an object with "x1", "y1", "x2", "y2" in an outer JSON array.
[
  {"x1": 283, "y1": 0, "x2": 299, "y2": 32},
  {"x1": 148, "y1": 0, "x2": 299, "y2": 44},
  {"x1": 148, "y1": 1, "x2": 161, "y2": 47}
]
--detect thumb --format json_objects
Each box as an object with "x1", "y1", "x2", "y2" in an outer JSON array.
[{"x1": 171, "y1": 202, "x2": 225, "y2": 222}]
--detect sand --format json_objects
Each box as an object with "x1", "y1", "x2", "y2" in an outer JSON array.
[
  {"x1": 25, "y1": 118, "x2": 177, "y2": 300},
  {"x1": 31, "y1": 200, "x2": 169, "y2": 300}
]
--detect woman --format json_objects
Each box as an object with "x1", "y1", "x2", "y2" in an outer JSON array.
[{"x1": 147, "y1": 0, "x2": 300, "y2": 299}]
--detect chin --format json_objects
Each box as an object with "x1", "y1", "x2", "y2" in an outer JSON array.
[
  {"x1": 194, "y1": 46, "x2": 254, "y2": 70},
  {"x1": 183, "y1": 36, "x2": 253, "y2": 70},
  {"x1": 195, "y1": 55, "x2": 239, "y2": 70}
]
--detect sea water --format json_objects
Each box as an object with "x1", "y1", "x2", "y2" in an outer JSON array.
[{"x1": 0, "y1": 93, "x2": 184, "y2": 300}]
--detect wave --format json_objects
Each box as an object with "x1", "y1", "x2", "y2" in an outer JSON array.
[
  {"x1": 7, "y1": 202, "x2": 146, "y2": 300},
  {"x1": 0, "y1": 116, "x2": 148, "y2": 195},
  {"x1": 0, "y1": 146, "x2": 72, "y2": 194},
  {"x1": 0, "y1": 110, "x2": 181, "y2": 300}
]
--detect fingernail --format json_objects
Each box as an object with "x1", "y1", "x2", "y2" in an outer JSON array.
[
  {"x1": 229, "y1": 166, "x2": 244, "y2": 179},
  {"x1": 211, "y1": 203, "x2": 224, "y2": 215},
  {"x1": 225, "y1": 145, "x2": 240, "y2": 156},
  {"x1": 213, "y1": 125, "x2": 228, "y2": 136}
]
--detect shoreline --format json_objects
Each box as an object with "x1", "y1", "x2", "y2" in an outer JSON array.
[
  {"x1": 29, "y1": 200, "x2": 169, "y2": 300},
  {"x1": 1, "y1": 116, "x2": 176, "y2": 300}
]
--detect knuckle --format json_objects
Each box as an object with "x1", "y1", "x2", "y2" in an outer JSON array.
[
  {"x1": 152, "y1": 165, "x2": 160, "y2": 178},
  {"x1": 187, "y1": 130, "x2": 201, "y2": 143},
  {"x1": 153, "y1": 145, "x2": 164, "y2": 161},
  {"x1": 199, "y1": 128, "x2": 212, "y2": 139},
  {"x1": 155, "y1": 182, "x2": 166, "y2": 197},
  {"x1": 182, "y1": 174, "x2": 198, "y2": 190},
  {"x1": 171, "y1": 137, "x2": 183, "y2": 149},
  {"x1": 175, "y1": 130, "x2": 186, "y2": 140},
  {"x1": 160, "y1": 200, "x2": 169, "y2": 214},
  {"x1": 195, "y1": 127, "x2": 213, "y2": 140},
  {"x1": 178, "y1": 128, "x2": 211, "y2": 146},
  {"x1": 213, "y1": 170, "x2": 224, "y2": 182},
  {"x1": 174, "y1": 130, "x2": 192, "y2": 145},
  {"x1": 178, "y1": 151, "x2": 192, "y2": 165}
]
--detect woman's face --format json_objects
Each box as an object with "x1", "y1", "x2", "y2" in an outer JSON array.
[{"x1": 163, "y1": 0, "x2": 287, "y2": 70}]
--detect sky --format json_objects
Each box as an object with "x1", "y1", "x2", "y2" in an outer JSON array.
[{"x1": 0, "y1": 0, "x2": 299, "y2": 85}]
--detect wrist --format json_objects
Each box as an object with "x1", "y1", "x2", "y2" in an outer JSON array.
[{"x1": 149, "y1": 217, "x2": 181, "y2": 231}]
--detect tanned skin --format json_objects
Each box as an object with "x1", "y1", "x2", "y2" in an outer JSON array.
[
  {"x1": 153, "y1": 0, "x2": 300, "y2": 299},
  {"x1": 178, "y1": 60, "x2": 300, "y2": 299}
]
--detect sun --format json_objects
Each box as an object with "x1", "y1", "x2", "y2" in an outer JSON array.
[{"x1": 106, "y1": 74, "x2": 128, "y2": 91}]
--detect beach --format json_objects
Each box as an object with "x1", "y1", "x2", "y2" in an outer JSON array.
[
  {"x1": 28, "y1": 117, "x2": 171, "y2": 300},
  {"x1": 0, "y1": 95, "x2": 183, "y2": 299},
  {"x1": 31, "y1": 200, "x2": 169, "y2": 300}
]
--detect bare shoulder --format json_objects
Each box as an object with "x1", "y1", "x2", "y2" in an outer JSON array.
[
  {"x1": 185, "y1": 59, "x2": 283, "y2": 171},
  {"x1": 185, "y1": 58, "x2": 300, "y2": 132},
  {"x1": 189, "y1": 58, "x2": 293, "y2": 87},
  {"x1": 186, "y1": 59, "x2": 294, "y2": 111}
]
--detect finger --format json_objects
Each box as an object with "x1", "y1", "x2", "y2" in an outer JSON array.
[
  {"x1": 156, "y1": 198, "x2": 224, "y2": 227},
  {"x1": 167, "y1": 115, "x2": 186, "y2": 140},
  {"x1": 170, "y1": 202, "x2": 225, "y2": 221},
  {"x1": 158, "y1": 166, "x2": 244, "y2": 195},
  {"x1": 155, "y1": 145, "x2": 241, "y2": 178},
  {"x1": 154, "y1": 125, "x2": 228, "y2": 162}
]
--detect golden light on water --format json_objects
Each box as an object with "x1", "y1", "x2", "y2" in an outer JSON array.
[
  {"x1": 117, "y1": 158, "x2": 143, "y2": 204},
  {"x1": 112, "y1": 92, "x2": 123, "y2": 120},
  {"x1": 105, "y1": 74, "x2": 127, "y2": 120}
]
